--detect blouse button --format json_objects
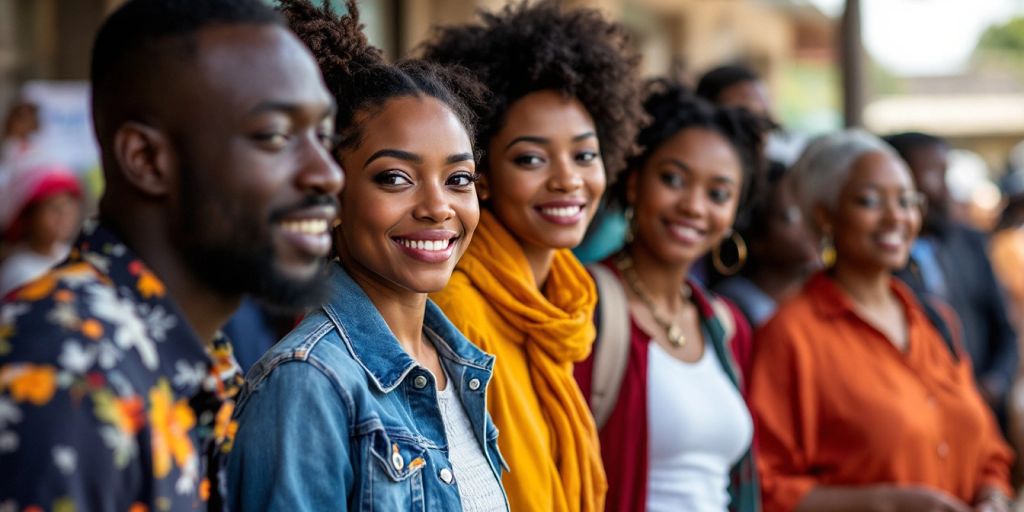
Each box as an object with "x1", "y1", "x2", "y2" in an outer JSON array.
[
  {"x1": 468, "y1": 378, "x2": 481, "y2": 391},
  {"x1": 413, "y1": 375, "x2": 428, "y2": 389},
  {"x1": 439, "y1": 467, "x2": 454, "y2": 484},
  {"x1": 937, "y1": 442, "x2": 950, "y2": 459}
]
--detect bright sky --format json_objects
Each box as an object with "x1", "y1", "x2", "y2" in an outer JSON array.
[{"x1": 807, "y1": 0, "x2": 1021, "y2": 76}]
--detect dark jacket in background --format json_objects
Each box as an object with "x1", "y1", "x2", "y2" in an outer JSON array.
[{"x1": 897, "y1": 222, "x2": 1019, "y2": 424}]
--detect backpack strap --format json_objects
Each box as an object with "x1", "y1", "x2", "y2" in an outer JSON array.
[
  {"x1": 587, "y1": 263, "x2": 631, "y2": 430},
  {"x1": 709, "y1": 296, "x2": 736, "y2": 343}
]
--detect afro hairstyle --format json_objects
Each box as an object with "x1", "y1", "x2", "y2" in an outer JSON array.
[{"x1": 420, "y1": 0, "x2": 646, "y2": 179}]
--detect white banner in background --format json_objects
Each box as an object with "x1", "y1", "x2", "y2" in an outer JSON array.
[{"x1": 19, "y1": 80, "x2": 100, "y2": 174}]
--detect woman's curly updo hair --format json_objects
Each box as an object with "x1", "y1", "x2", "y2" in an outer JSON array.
[
  {"x1": 279, "y1": 0, "x2": 488, "y2": 153},
  {"x1": 614, "y1": 79, "x2": 771, "y2": 229},
  {"x1": 420, "y1": 0, "x2": 646, "y2": 179}
]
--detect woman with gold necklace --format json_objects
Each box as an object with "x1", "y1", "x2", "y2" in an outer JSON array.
[{"x1": 574, "y1": 80, "x2": 769, "y2": 512}]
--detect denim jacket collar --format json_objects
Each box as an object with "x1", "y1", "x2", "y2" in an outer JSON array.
[{"x1": 322, "y1": 261, "x2": 494, "y2": 393}]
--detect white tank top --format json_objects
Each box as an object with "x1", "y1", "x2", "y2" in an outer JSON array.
[{"x1": 646, "y1": 342, "x2": 753, "y2": 512}]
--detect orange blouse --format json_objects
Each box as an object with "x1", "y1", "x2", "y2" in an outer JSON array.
[{"x1": 749, "y1": 272, "x2": 1013, "y2": 512}]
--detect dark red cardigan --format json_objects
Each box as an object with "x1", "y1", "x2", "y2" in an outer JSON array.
[{"x1": 574, "y1": 263, "x2": 753, "y2": 512}]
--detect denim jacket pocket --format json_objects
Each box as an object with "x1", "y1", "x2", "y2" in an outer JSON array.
[
  {"x1": 368, "y1": 427, "x2": 429, "y2": 481},
  {"x1": 360, "y1": 427, "x2": 429, "y2": 511}
]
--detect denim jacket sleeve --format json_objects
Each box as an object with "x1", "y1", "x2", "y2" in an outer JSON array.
[{"x1": 227, "y1": 360, "x2": 354, "y2": 511}]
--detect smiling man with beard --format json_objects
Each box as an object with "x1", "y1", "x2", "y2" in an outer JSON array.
[{"x1": 0, "y1": 0, "x2": 343, "y2": 510}]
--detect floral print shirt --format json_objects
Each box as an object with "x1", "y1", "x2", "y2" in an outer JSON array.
[{"x1": 0, "y1": 222, "x2": 244, "y2": 512}]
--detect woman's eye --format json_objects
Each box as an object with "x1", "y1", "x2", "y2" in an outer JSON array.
[
  {"x1": 513, "y1": 154, "x2": 544, "y2": 168},
  {"x1": 254, "y1": 132, "x2": 289, "y2": 148},
  {"x1": 709, "y1": 188, "x2": 733, "y2": 204},
  {"x1": 659, "y1": 172, "x2": 685, "y2": 188},
  {"x1": 447, "y1": 172, "x2": 477, "y2": 188},
  {"x1": 576, "y1": 151, "x2": 599, "y2": 164},
  {"x1": 372, "y1": 171, "x2": 412, "y2": 187},
  {"x1": 855, "y1": 195, "x2": 881, "y2": 208},
  {"x1": 899, "y1": 192, "x2": 925, "y2": 209}
]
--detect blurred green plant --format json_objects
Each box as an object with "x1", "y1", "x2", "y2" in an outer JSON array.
[{"x1": 973, "y1": 17, "x2": 1024, "y2": 76}]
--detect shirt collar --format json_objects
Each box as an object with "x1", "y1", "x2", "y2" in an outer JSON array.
[
  {"x1": 806, "y1": 271, "x2": 930, "y2": 326},
  {"x1": 71, "y1": 221, "x2": 221, "y2": 397}
]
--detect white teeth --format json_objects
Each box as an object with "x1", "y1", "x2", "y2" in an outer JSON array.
[
  {"x1": 398, "y1": 239, "x2": 451, "y2": 251},
  {"x1": 879, "y1": 233, "x2": 903, "y2": 245},
  {"x1": 540, "y1": 205, "x2": 582, "y2": 217},
  {"x1": 281, "y1": 219, "x2": 329, "y2": 235},
  {"x1": 669, "y1": 224, "x2": 701, "y2": 240}
]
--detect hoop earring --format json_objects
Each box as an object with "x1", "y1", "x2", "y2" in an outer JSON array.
[
  {"x1": 623, "y1": 206, "x2": 635, "y2": 245},
  {"x1": 821, "y1": 234, "x2": 837, "y2": 268},
  {"x1": 712, "y1": 231, "x2": 748, "y2": 276}
]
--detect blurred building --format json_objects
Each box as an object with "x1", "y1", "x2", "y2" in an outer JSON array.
[
  {"x1": 865, "y1": 68, "x2": 1024, "y2": 174},
  {"x1": 0, "y1": 0, "x2": 838, "y2": 118}
]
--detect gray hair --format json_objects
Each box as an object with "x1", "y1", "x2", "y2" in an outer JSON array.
[{"x1": 789, "y1": 129, "x2": 899, "y2": 234}]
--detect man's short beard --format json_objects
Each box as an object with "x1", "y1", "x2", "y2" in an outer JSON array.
[
  {"x1": 182, "y1": 240, "x2": 330, "y2": 313},
  {"x1": 177, "y1": 169, "x2": 330, "y2": 314}
]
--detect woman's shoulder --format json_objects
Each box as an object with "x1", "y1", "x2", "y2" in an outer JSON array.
[{"x1": 244, "y1": 309, "x2": 362, "y2": 394}]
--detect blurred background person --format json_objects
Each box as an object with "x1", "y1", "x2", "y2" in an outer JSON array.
[
  {"x1": 697, "y1": 62, "x2": 818, "y2": 301},
  {"x1": 991, "y1": 194, "x2": 1024, "y2": 343},
  {"x1": 0, "y1": 100, "x2": 40, "y2": 170},
  {"x1": 887, "y1": 132, "x2": 1019, "y2": 431},
  {"x1": 751, "y1": 129, "x2": 1013, "y2": 512},
  {"x1": 575, "y1": 81, "x2": 768, "y2": 512},
  {"x1": 0, "y1": 161, "x2": 81, "y2": 296},
  {"x1": 696, "y1": 63, "x2": 804, "y2": 167},
  {"x1": 714, "y1": 161, "x2": 821, "y2": 330}
]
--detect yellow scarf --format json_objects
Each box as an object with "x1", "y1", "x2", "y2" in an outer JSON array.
[{"x1": 437, "y1": 210, "x2": 606, "y2": 511}]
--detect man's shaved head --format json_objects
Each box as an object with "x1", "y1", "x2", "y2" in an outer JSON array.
[{"x1": 90, "y1": 0, "x2": 284, "y2": 171}]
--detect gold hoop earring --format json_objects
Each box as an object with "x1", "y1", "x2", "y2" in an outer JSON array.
[
  {"x1": 712, "y1": 231, "x2": 748, "y2": 276},
  {"x1": 821, "y1": 234, "x2": 837, "y2": 268},
  {"x1": 623, "y1": 206, "x2": 635, "y2": 245}
]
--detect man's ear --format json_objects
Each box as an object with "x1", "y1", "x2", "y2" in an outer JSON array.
[{"x1": 112, "y1": 121, "x2": 176, "y2": 197}]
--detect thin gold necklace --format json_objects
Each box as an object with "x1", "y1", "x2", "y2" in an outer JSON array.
[{"x1": 616, "y1": 253, "x2": 691, "y2": 348}]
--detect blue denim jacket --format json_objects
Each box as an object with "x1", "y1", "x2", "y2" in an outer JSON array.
[{"x1": 227, "y1": 263, "x2": 509, "y2": 511}]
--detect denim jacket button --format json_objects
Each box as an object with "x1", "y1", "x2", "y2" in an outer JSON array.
[
  {"x1": 439, "y1": 467, "x2": 454, "y2": 484},
  {"x1": 413, "y1": 375, "x2": 428, "y2": 389},
  {"x1": 391, "y1": 444, "x2": 404, "y2": 470},
  {"x1": 468, "y1": 378, "x2": 481, "y2": 391}
]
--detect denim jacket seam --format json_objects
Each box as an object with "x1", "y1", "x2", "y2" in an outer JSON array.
[{"x1": 239, "y1": 331, "x2": 357, "y2": 427}]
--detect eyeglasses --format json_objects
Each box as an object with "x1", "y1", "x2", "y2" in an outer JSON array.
[{"x1": 853, "y1": 190, "x2": 927, "y2": 212}]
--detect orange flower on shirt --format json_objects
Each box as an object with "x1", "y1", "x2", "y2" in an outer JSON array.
[
  {"x1": 148, "y1": 379, "x2": 196, "y2": 478},
  {"x1": 16, "y1": 275, "x2": 57, "y2": 302},
  {"x1": 81, "y1": 319, "x2": 103, "y2": 340},
  {"x1": 2, "y1": 363, "x2": 57, "y2": 405},
  {"x1": 112, "y1": 395, "x2": 146, "y2": 435},
  {"x1": 136, "y1": 270, "x2": 165, "y2": 299}
]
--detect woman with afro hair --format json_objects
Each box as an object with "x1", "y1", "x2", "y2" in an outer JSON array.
[
  {"x1": 227, "y1": 2, "x2": 509, "y2": 510},
  {"x1": 423, "y1": 2, "x2": 645, "y2": 511},
  {"x1": 574, "y1": 80, "x2": 770, "y2": 512}
]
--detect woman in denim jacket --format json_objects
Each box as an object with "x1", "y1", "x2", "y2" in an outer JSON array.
[{"x1": 226, "y1": 2, "x2": 507, "y2": 511}]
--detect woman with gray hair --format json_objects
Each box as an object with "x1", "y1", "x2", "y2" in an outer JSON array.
[{"x1": 748, "y1": 129, "x2": 1013, "y2": 512}]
